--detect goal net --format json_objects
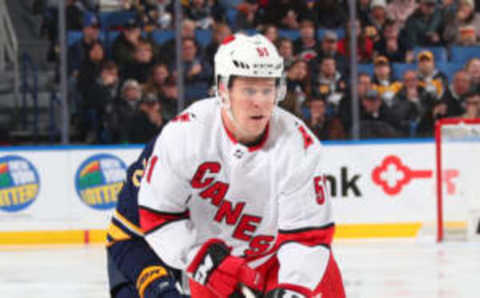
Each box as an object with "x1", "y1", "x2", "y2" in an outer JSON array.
[{"x1": 435, "y1": 118, "x2": 480, "y2": 241}]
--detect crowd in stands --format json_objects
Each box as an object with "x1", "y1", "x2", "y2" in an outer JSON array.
[{"x1": 33, "y1": 0, "x2": 480, "y2": 143}]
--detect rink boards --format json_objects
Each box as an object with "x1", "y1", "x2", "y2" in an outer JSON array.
[{"x1": 0, "y1": 139, "x2": 467, "y2": 244}]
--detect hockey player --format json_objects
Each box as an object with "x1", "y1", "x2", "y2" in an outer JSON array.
[
  {"x1": 138, "y1": 33, "x2": 345, "y2": 298},
  {"x1": 106, "y1": 136, "x2": 187, "y2": 298}
]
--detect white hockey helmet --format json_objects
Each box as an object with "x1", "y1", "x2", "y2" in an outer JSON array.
[{"x1": 214, "y1": 33, "x2": 286, "y2": 103}]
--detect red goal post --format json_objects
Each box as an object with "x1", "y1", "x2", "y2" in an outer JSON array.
[{"x1": 435, "y1": 118, "x2": 480, "y2": 242}]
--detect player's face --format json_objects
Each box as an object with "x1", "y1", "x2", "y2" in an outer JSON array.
[{"x1": 228, "y1": 77, "x2": 276, "y2": 142}]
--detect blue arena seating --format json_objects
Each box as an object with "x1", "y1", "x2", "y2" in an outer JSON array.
[
  {"x1": 392, "y1": 63, "x2": 417, "y2": 79},
  {"x1": 357, "y1": 63, "x2": 375, "y2": 77},
  {"x1": 98, "y1": 11, "x2": 136, "y2": 30},
  {"x1": 436, "y1": 62, "x2": 464, "y2": 82},
  {"x1": 226, "y1": 8, "x2": 238, "y2": 30},
  {"x1": 450, "y1": 46, "x2": 480, "y2": 64},
  {"x1": 150, "y1": 30, "x2": 175, "y2": 45},
  {"x1": 278, "y1": 29, "x2": 300, "y2": 41},
  {"x1": 317, "y1": 28, "x2": 346, "y2": 41},
  {"x1": 195, "y1": 29, "x2": 213, "y2": 47}
]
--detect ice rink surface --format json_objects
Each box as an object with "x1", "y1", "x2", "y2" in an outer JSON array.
[{"x1": 1, "y1": 240, "x2": 479, "y2": 298}]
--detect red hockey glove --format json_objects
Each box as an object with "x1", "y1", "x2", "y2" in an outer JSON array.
[{"x1": 187, "y1": 239, "x2": 264, "y2": 298}]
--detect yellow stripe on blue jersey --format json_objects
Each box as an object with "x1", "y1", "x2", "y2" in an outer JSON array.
[{"x1": 113, "y1": 210, "x2": 144, "y2": 236}]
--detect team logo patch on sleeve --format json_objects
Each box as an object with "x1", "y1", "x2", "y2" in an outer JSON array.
[
  {"x1": 0, "y1": 155, "x2": 40, "y2": 212},
  {"x1": 75, "y1": 154, "x2": 127, "y2": 210}
]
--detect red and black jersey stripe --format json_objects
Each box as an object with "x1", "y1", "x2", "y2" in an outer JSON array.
[
  {"x1": 139, "y1": 205, "x2": 190, "y2": 234},
  {"x1": 277, "y1": 223, "x2": 335, "y2": 249}
]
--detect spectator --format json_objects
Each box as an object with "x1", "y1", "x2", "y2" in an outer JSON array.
[
  {"x1": 68, "y1": 12, "x2": 101, "y2": 76},
  {"x1": 416, "y1": 50, "x2": 448, "y2": 98},
  {"x1": 338, "y1": 72, "x2": 373, "y2": 129},
  {"x1": 387, "y1": 0, "x2": 418, "y2": 30},
  {"x1": 314, "y1": 31, "x2": 347, "y2": 74},
  {"x1": 338, "y1": 19, "x2": 374, "y2": 63},
  {"x1": 282, "y1": 59, "x2": 312, "y2": 116},
  {"x1": 205, "y1": 23, "x2": 232, "y2": 65},
  {"x1": 293, "y1": 19, "x2": 321, "y2": 61},
  {"x1": 171, "y1": 38, "x2": 213, "y2": 104},
  {"x1": 359, "y1": 89, "x2": 399, "y2": 138},
  {"x1": 262, "y1": 0, "x2": 308, "y2": 29},
  {"x1": 442, "y1": 70, "x2": 472, "y2": 116},
  {"x1": 83, "y1": 61, "x2": 121, "y2": 143},
  {"x1": 261, "y1": 24, "x2": 279, "y2": 44},
  {"x1": 443, "y1": 0, "x2": 480, "y2": 46},
  {"x1": 143, "y1": 63, "x2": 170, "y2": 98},
  {"x1": 77, "y1": 42, "x2": 106, "y2": 100},
  {"x1": 122, "y1": 40, "x2": 157, "y2": 84},
  {"x1": 466, "y1": 57, "x2": 480, "y2": 88},
  {"x1": 66, "y1": 0, "x2": 85, "y2": 30},
  {"x1": 160, "y1": 19, "x2": 197, "y2": 63},
  {"x1": 276, "y1": 37, "x2": 295, "y2": 68},
  {"x1": 366, "y1": 0, "x2": 389, "y2": 36},
  {"x1": 391, "y1": 70, "x2": 436, "y2": 136},
  {"x1": 104, "y1": 79, "x2": 143, "y2": 143},
  {"x1": 303, "y1": 96, "x2": 346, "y2": 140},
  {"x1": 112, "y1": 18, "x2": 142, "y2": 66},
  {"x1": 184, "y1": 0, "x2": 215, "y2": 29},
  {"x1": 371, "y1": 56, "x2": 403, "y2": 107},
  {"x1": 442, "y1": 0, "x2": 458, "y2": 19},
  {"x1": 462, "y1": 87, "x2": 480, "y2": 118},
  {"x1": 159, "y1": 75, "x2": 179, "y2": 121},
  {"x1": 357, "y1": 0, "x2": 372, "y2": 27},
  {"x1": 128, "y1": 94, "x2": 165, "y2": 143},
  {"x1": 313, "y1": 0, "x2": 348, "y2": 29},
  {"x1": 404, "y1": 0, "x2": 444, "y2": 46},
  {"x1": 374, "y1": 20, "x2": 413, "y2": 63},
  {"x1": 142, "y1": 0, "x2": 173, "y2": 30},
  {"x1": 314, "y1": 57, "x2": 347, "y2": 113},
  {"x1": 235, "y1": 0, "x2": 261, "y2": 29}
]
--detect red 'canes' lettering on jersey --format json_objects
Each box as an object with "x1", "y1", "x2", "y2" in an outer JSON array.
[{"x1": 191, "y1": 162, "x2": 275, "y2": 257}]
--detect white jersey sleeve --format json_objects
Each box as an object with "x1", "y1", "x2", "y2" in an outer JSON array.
[
  {"x1": 276, "y1": 123, "x2": 335, "y2": 291},
  {"x1": 138, "y1": 120, "x2": 195, "y2": 270}
]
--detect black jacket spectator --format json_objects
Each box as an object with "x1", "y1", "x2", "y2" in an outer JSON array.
[
  {"x1": 359, "y1": 89, "x2": 400, "y2": 138},
  {"x1": 68, "y1": 13, "x2": 101, "y2": 76},
  {"x1": 313, "y1": 0, "x2": 348, "y2": 29},
  {"x1": 127, "y1": 97, "x2": 164, "y2": 143},
  {"x1": 83, "y1": 61, "x2": 121, "y2": 143},
  {"x1": 391, "y1": 86, "x2": 436, "y2": 136},
  {"x1": 159, "y1": 19, "x2": 198, "y2": 63},
  {"x1": 262, "y1": 0, "x2": 308, "y2": 29},
  {"x1": 104, "y1": 79, "x2": 143, "y2": 143},
  {"x1": 404, "y1": 0, "x2": 444, "y2": 46},
  {"x1": 205, "y1": 23, "x2": 232, "y2": 65},
  {"x1": 112, "y1": 20, "x2": 142, "y2": 66},
  {"x1": 235, "y1": 1, "x2": 262, "y2": 30},
  {"x1": 374, "y1": 21, "x2": 411, "y2": 62},
  {"x1": 121, "y1": 41, "x2": 157, "y2": 84},
  {"x1": 170, "y1": 38, "x2": 213, "y2": 104},
  {"x1": 76, "y1": 42, "x2": 106, "y2": 99},
  {"x1": 441, "y1": 70, "x2": 473, "y2": 116}
]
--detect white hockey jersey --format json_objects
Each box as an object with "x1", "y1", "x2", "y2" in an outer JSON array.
[{"x1": 138, "y1": 98, "x2": 335, "y2": 290}]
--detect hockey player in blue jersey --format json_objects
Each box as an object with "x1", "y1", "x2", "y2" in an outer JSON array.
[{"x1": 106, "y1": 136, "x2": 187, "y2": 298}]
